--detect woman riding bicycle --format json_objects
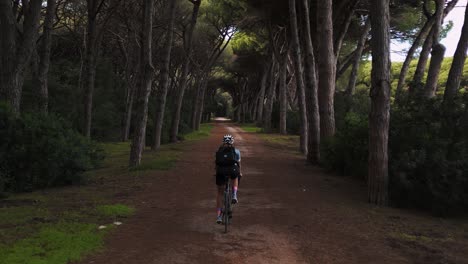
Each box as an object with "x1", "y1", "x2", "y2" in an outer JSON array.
[{"x1": 215, "y1": 134, "x2": 242, "y2": 224}]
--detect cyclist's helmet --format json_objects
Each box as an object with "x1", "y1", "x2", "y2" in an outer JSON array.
[{"x1": 222, "y1": 134, "x2": 234, "y2": 145}]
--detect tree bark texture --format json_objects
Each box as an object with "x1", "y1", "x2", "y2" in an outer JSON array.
[
  {"x1": 279, "y1": 55, "x2": 288, "y2": 135},
  {"x1": 256, "y1": 61, "x2": 270, "y2": 126},
  {"x1": 424, "y1": 0, "x2": 445, "y2": 98},
  {"x1": 169, "y1": 0, "x2": 201, "y2": 142},
  {"x1": 368, "y1": 0, "x2": 391, "y2": 206},
  {"x1": 129, "y1": 0, "x2": 154, "y2": 167},
  {"x1": 316, "y1": 0, "x2": 336, "y2": 139},
  {"x1": 263, "y1": 60, "x2": 278, "y2": 132},
  {"x1": 31, "y1": 0, "x2": 56, "y2": 114},
  {"x1": 0, "y1": 0, "x2": 42, "y2": 114},
  {"x1": 443, "y1": 4, "x2": 468, "y2": 104},
  {"x1": 424, "y1": 43, "x2": 446, "y2": 98},
  {"x1": 300, "y1": 0, "x2": 320, "y2": 162},
  {"x1": 412, "y1": 28, "x2": 434, "y2": 93},
  {"x1": 346, "y1": 19, "x2": 371, "y2": 99},
  {"x1": 152, "y1": 0, "x2": 176, "y2": 150}
]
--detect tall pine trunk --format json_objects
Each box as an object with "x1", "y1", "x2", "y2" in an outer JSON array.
[
  {"x1": 256, "y1": 61, "x2": 270, "y2": 126},
  {"x1": 0, "y1": 0, "x2": 42, "y2": 114},
  {"x1": 346, "y1": 19, "x2": 371, "y2": 101},
  {"x1": 368, "y1": 0, "x2": 391, "y2": 205},
  {"x1": 279, "y1": 55, "x2": 288, "y2": 135},
  {"x1": 443, "y1": 4, "x2": 468, "y2": 104},
  {"x1": 32, "y1": 0, "x2": 56, "y2": 113},
  {"x1": 299, "y1": 0, "x2": 320, "y2": 162},
  {"x1": 263, "y1": 60, "x2": 277, "y2": 132},
  {"x1": 129, "y1": 0, "x2": 154, "y2": 167},
  {"x1": 424, "y1": 0, "x2": 445, "y2": 98},
  {"x1": 169, "y1": 0, "x2": 200, "y2": 142},
  {"x1": 316, "y1": 0, "x2": 336, "y2": 139},
  {"x1": 152, "y1": 0, "x2": 176, "y2": 150}
]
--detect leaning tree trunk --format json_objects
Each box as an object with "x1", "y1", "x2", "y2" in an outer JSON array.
[
  {"x1": 368, "y1": 0, "x2": 391, "y2": 206},
  {"x1": 424, "y1": 43, "x2": 445, "y2": 98},
  {"x1": 424, "y1": 0, "x2": 445, "y2": 98},
  {"x1": 279, "y1": 55, "x2": 288, "y2": 135},
  {"x1": 263, "y1": 60, "x2": 278, "y2": 132},
  {"x1": 169, "y1": 0, "x2": 200, "y2": 143},
  {"x1": 129, "y1": 0, "x2": 154, "y2": 167},
  {"x1": 152, "y1": 0, "x2": 176, "y2": 150},
  {"x1": 346, "y1": 19, "x2": 371, "y2": 102},
  {"x1": 411, "y1": 28, "x2": 434, "y2": 96},
  {"x1": 0, "y1": 0, "x2": 42, "y2": 114},
  {"x1": 256, "y1": 61, "x2": 269, "y2": 126},
  {"x1": 316, "y1": 0, "x2": 336, "y2": 139},
  {"x1": 299, "y1": 0, "x2": 320, "y2": 162},
  {"x1": 395, "y1": 16, "x2": 435, "y2": 102},
  {"x1": 32, "y1": 0, "x2": 56, "y2": 114},
  {"x1": 443, "y1": 4, "x2": 468, "y2": 105}
]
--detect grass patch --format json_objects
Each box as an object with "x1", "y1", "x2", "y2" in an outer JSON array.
[
  {"x1": 182, "y1": 123, "x2": 214, "y2": 141},
  {"x1": 239, "y1": 123, "x2": 262, "y2": 133},
  {"x1": 0, "y1": 222, "x2": 105, "y2": 264},
  {"x1": 0, "y1": 206, "x2": 50, "y2": 226},
  {"x1": 96, "y1": 204, "x2": 135, "y2": 218},
  {"x1": 0, "y1": 123, "x2": 214, "y2": 263},
  {"x1": 133, "y1": 150, "x2": 180, "y2": 171}
]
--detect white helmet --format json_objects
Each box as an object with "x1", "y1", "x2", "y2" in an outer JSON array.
[{"x1": 223, "y1": 134, "x2": 234, "y2": 145}]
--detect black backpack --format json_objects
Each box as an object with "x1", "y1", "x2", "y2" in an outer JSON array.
[{"x1": 215, "y1": 146, "x2": 237, "y2": 166}]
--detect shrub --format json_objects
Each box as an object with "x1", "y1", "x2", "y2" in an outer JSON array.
[{"x1": 0, "y1": 104, "x2": 104, "y2": 192}]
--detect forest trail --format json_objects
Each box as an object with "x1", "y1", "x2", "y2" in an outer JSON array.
[{"x1": 79, "y1": 119, "x2": 467, "y2": 264}]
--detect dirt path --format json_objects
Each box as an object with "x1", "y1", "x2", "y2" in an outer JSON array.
[{"x1": 80, "y1": 120, "x2": 468, "y2": 264}]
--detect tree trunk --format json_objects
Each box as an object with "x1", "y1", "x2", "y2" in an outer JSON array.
[
  {"x1": 195, "y1": 77, "x2": 209, "y2": 129},
  {"x1": 443, "y1": 4, "x2": 468, "y2": 104},
  {"x1": 411, "y1": 28, "x2": 434, "y2": 94},
  {"x1": 423, "y1": 0, "x2": 445, "y2": 98},
  {"x1": 368, "y1": 0, "x2": 391, "y2": 206},
  {"x1": 31, "y1": 0, "x2": 56, "y2": 114},
  {"x1": 129, "y1": 0, "x2": 154, "y2": 167},
  {"x1": 316, "y1": 0, "x2": 336, "y2": 139},
  {"x1": 169, "y1": 0, "x2": 201, "y2": 143},
  {"x1": 264, "y1": 60, "x2": 278, "y2": 132},
  {"x1": 346, "y1": 19, "x2": 371, "y2": 100},
  {"x1": 152, "y1": 0, "x2": 176, "y2": 150},
  {"x1": 395, "y1": 17, "x2": 435, "y2": 101},
  {"x1": 122, "y1": 84, "x2": 135, "y2": 141},
  {"x1": 279, "y1": 55, "x2": 288, "y2": 135},
  {"x1": 299, "y1": 0, "x2": 320, "y2": 162},
  {"x1": 256, "y1": 61, "x2": 270, "y2": 126},
  {"x1": 424, "y1": 43, "x2": 446, "y2": 98},
  {"x1": 334, "y1": 0, "x2": 359, "y2": 61},
  {"x1": 0, "y1": 0, "x2": 42, "y2": 114}
]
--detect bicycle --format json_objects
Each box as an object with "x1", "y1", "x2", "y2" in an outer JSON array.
[{"x1": 222, "y1": 175, "x2": 233, "y2": 233}]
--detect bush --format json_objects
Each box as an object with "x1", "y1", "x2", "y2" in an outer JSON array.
[
  {"x1": 389, "y1": 98, "x2": 468, "y2": 214},
  {"x1": 322, "y1": 93, "x2": 468, "y2": 214},
  {"x1": 0, "y1": 104, "x2": 104, "y2": 192}
]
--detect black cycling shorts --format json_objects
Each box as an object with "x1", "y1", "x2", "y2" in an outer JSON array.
[{"x1": 216, "y1": 173, "x2": 238, "y2": 186}]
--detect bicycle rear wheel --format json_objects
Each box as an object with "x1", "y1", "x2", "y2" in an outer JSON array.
[{"x1": 224, "y1": 179, "x2": 231, "y2": 233}]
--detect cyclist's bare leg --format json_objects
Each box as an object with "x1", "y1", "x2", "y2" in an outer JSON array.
[{"x1": 232, "y1": 177, "x2": 238, "y2": 192}]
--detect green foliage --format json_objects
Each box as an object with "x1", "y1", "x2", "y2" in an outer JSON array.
[
  {"x1": 389, "y1": 98, "x2": 468, "y2": 215},
  {"x1": 96, "y1": 204, "x2": 135, "y2": 218},
  {"x1": 0, "y1": 104, "x2": 104, "y2": 193},
  {"x1": 323, "y1": 91, "x2": 468, "y2": 214},
  {"x1": 0, "y1": 222, "x2": 105, "y2": 264}
]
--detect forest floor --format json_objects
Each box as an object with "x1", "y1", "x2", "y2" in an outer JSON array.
[{"x1": 75, "y1": 118, "x2": 468, "y2": 264}]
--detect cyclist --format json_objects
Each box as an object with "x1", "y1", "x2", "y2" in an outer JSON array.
[{"x1": 215, "y1": 134, "x2": 242, "y2": 224}]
